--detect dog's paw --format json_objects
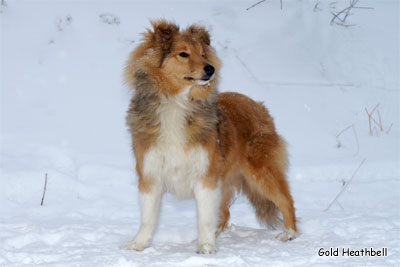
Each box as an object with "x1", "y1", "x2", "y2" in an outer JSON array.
[
  {"x1": 197, "y1": 243, "x2": 216, "y2": 254},
  {"x1": 276, "y1": 229, "x2": 299, "y2": 242},
  {"x1": 120, "y1": 240, "x2": 149, "y2": 251}
]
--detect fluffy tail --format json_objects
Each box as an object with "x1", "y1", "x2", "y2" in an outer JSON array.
[{"x1": 242, "y1": 180, "x2": 282, "y2": 227}]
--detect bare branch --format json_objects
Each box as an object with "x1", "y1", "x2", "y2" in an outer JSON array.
[
  {"x1": 343, "y1": 5, "x2": 352, "y2": 21},
  {"x1": 336, "y1": 124, "x2": 354, "y2": 138},
  {"x1": 336, "y1": 200, "x2": 345, "y2": 210},
  {"x1": 335, "y1": 22, "x2": 356, "y2": 27},
  {"x1": 365, "y1": 108, "x2": 372, "y2": 136},
  {"x1": 41, "y1": 173, "x2": 48, "y2": 206},
  {"x1": 330, "y1": 7, "x2": 351, "y2": 24},
  {"x1": 377, "y1": 110, "x2": 384, "y2": 131},
  {"x1": 386, "y1": 123, "x2": 393, "y2": 134},
  {"x1": 330, "y1": 0, "x2": 372, "y2": 27},
  {"x1": 331, "y1": 12, "x2": 344, "y2": 24},
  {"x1": 336, "y1": 124, "x2": 359, "y2": 155},
  {"x1": 352, "y1": 6, "x2": 374, "y2": 9},
  {"x1": 369, "y1": 116, "x2": 381, "y2": 129},
  {"x1": 246, "y1": 0, "x2": 267, "y2": 11},
  {"x1": 313, "y1": 2, "x2": 321, "y2": 12},
  {"x1": 365, "y1": 104, "x2": 393, "y2": 136},
  {"x1": 365, "y1": 104, "x2": 380, "y2": 136},
  {"x1": 369, "y1": 103, "x2": 380, "y2": 115},
  {"x1": 325, "y1": 158, "x2": 366, "y2": 211}
]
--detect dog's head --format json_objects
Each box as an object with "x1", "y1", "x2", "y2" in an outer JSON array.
[{"x1": 126, "y1": 20, "x2": 221, "y2": 99}]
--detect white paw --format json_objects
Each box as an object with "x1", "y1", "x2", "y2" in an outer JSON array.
[
  {"x1": 120, "y1": 240, "x2": 149, "y2": 251},
  {"x1": 276, "y1": 229, "x2": 299, "y2": 242},
  {"x1": 197, "y1": 243, "x2": 216, "y2": 254}
]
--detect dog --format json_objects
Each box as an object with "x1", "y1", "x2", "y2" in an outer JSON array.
[{"x1": 122, "y1": 20, "x2": 298, "y2": 254}]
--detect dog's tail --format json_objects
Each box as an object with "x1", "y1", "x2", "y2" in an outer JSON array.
[{"x1": 242, "y1": 180, "x2": 282, "y2": 227}]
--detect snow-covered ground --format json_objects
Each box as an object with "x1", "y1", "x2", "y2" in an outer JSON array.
[{"x1": 0, "y1": 0, "x2": 399, "y2": 266}]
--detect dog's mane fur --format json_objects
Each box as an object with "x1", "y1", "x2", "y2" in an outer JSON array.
[{"x1": 125, "y1": 20, "x2": 221, "y2": 150}]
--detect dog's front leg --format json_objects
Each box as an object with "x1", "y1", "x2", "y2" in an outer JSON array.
[
  {"x1": 122, "y1": 183, "x2": 163, "y2": 251},
  {"x1": 194, "y1": 181, "x2": 221, "y2": 254}
]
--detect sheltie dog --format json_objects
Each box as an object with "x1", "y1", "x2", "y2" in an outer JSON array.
[{"x1": 122, "y1": 20, "x2": 298, "y2": 254}]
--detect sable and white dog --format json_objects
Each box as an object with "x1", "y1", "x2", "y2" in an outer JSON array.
[{"x1": 122, "y1": 20, "x2": 298, "y2": 254}]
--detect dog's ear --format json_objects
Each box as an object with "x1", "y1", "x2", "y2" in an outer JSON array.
[
  {"x1": 151, "y1": 20, "x2": 179, "y2": 51},
  {"x1": 186, "y1": 25, "x2": 210, "y2": 45}
]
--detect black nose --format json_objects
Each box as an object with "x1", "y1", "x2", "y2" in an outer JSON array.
[{"x1": 204, "y1": 64, "x2": 215, "y2": 77}]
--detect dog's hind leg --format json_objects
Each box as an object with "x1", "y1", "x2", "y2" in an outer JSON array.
[
  {"x1": 217, "y1": 185, "x2": 234, "y2": 234},
  {"x1": 243, "y1": 167, "x2": 298, "y2": 241},
  {"x1": 217, "y1": 173, "x2": 244, "y2": 234}
]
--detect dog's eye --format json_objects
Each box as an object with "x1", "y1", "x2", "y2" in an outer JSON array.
[{"x1": 179, "y1": 52, "x2": 189, "y2": 58}]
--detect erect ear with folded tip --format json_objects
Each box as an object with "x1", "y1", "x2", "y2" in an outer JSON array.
[
  {"x1": 187, "y1": 25, "x2": 211, "y2": 45},
  {"x1": 151, "y1": 20, "x2": 179, "y2": 51}
]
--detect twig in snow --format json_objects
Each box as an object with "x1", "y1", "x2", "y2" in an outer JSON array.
[
  {"x1": 324, "y1": 158, "x2": 366, "y2": 211},
  {"x1": 365, "y1": 104, "x2": 392, "y2": 136},
  {"x1": 365, "y1": 104, "x2": 380, "y2": 135},
  {"x1": 336, "y1": 200, "x2": 345, "y2": 210},
  {"x1": 331, "y1": 11, "x2": 346, "y2": 23},
  {"x1": 330, "y1": 0, "x2": 373, "y2": 27},
  {"x1": 41, "y1": 173, "x2": 48, "y2": 206},
  {"x1": 280, "y1": 0, "x2": 283, "y2": 10},
  {"x1": 313, "y1": 2, "x2": 321, "y2": 12},
  {"x1": 377, "y1": 110, "x2": 384, "y2": 131},
  {"x1": 336, "y1": 124, "x2": 353, "y2": 139},
  {"x1": 246, "y1": 0, "x2": 267, "y2": 11},
  {"x1": 335, "y1": 22, "x2": 356, "y2": 28},
  {"x1": 386, "y1": 123, "x2": 393, "y2": 134},
  {"x1": 336, "y1": 124, "x2": 359, "y2": 155},
  {"x1": 352, "y1": 6, "x2": 374, "y2": 10},
  {"x1": 365, "y1": 108, "x2": 372, "y2": 136}
]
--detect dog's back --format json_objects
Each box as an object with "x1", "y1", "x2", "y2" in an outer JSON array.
[{"x1": 216, "y1": 92, "x2": 297, "y2": 240}]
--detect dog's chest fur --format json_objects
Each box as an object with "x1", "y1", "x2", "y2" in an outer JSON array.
[{"x1": 142, "y1": 90, "x2": 210, "y2": 199}]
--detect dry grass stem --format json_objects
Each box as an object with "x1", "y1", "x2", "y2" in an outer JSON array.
[
  {"x1": 325, "y1": 158, "x2": 366, "y2": 211},
  {"x1": 365, "y1": 104, "x2": 392, "y2": 136},
  {"x1": 41, "y1": 173, "x2": 48, "y2": 206},
  {"x1": 330, "y1": 0, "x2": 373, "y2": 27},
  {"x1": 246, "y1": 0, "x2": 267, "y2": 11},
  {"x1": 336, "y1": 124, "x2": 359, "y2": 155}
]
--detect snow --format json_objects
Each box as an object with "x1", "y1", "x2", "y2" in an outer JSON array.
[{"x1": 0, "y1": 0, "x2": 399, "y2": 266}]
